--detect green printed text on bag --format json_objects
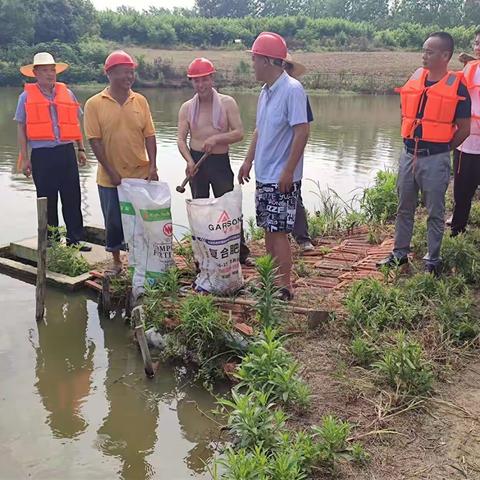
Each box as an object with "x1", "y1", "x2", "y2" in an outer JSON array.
[
  {"x1": 119, "y1": 201, "x2": 135, "y2": 216},
  {"x1": 140, "y1": 208, "x2": 172, "y2": 222}
]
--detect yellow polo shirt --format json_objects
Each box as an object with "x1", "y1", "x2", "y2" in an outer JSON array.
[{"x1": 84, "y1": 88, "x2": 156, "y2": 187}]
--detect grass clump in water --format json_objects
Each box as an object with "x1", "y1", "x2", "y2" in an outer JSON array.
[{"x1": 46, "y1": 227, "x2": 90, "y2": 277}]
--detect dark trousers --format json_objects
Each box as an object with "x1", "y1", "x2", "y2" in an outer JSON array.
[
  {"x1": 292, "y1": 192, "x2": 311, "y2": 244},
  {"x1": 452, "y1": 150, "x2": 480, "y2": 235},
  {"x1": 189, "y1": 149, "x2": 250, "y2": 262},
  {"x1": 31, "y1": 143, "x2": 84, "y2": 244}
]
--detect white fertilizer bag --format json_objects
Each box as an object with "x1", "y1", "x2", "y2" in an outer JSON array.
[
  {"x1": 186, "y1": 186, "x2": 244, "y2": 294},
  {"x1": 118, "y1": 179, "x2": 174, "y2": 295}
]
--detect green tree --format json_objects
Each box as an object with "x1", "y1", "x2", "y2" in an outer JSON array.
[
  {"x1": 0, "y1": 0, "x2": 36, "y2": 45},
  {"x1": 34, "y1": 0, "x2": 98, "y2": 43},
  {"x1": 196, "y1": 0, "x2": 254, "y2": 17},
  {"x1": 392, "y1": 0, "x2": 463, "y2": 27}
]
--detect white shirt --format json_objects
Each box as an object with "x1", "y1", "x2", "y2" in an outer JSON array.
[{"x1": 459, "y1": 66, "x2": 480, "y2": 154}]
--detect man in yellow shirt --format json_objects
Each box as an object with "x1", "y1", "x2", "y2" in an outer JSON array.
[{"x1": 84, "y1": 51, "x2": 158, "y2": 272}]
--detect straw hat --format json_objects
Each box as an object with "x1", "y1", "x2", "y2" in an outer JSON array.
[
  {"x1": 20, "y1": 52, "x2": 69, "y2": 78},
  {"x1": 285, "y1": 53, "x2": 307, "y2": 78}
]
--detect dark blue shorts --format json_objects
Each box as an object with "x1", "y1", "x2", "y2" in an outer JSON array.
[
  {"x1": 98, "y1": 185, "x2": 125, "y2": 252},
  {"x1": 255, "y1": 181, "x2": 301, "y2": 233}
]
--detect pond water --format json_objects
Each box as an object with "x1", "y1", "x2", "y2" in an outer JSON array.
[{"x1": 0, "y1": 86, "x2": 402, "y2": 479}]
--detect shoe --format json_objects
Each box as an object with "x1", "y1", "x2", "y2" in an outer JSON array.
[
  {"x1": 67, "y1": 242, "x2": 92, "y2": 252},
  {"x1": 445, "y1": 215, "x2": 453, "y2": 227},
  {"x1": 277, "y1": 287, "x2": 294, "y2": 302},
  {"x1": 376, "y1": 253, "x2": 408, "y2": 269},
  {"x1": 424, "y1": 263, "x2": 441, "y2": 277},
  {"x1": 240, "y1": 257, "x2": 256, "y2": 267},
  {"x1": 298, "y1": 241, "x2": 315, "y2": 252}
]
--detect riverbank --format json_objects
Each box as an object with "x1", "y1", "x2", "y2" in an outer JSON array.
[
  {"x1": 2, "y1": 49, "x2": 465, "y2": 94},
  {"x1": 127, "y1": 48, "x2": 467, "y2": 94}
]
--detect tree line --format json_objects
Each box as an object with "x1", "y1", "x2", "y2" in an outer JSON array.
[{"x1": 0, "y1": 0, "x2": 479, "y2": 87}]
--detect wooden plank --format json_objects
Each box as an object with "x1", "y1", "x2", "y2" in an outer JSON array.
[{"x1": 132, "y1": 306, "x2": 155, "y2": 378}]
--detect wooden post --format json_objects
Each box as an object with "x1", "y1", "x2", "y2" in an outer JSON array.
[
  {"x1": 132, "y1": 306, "x2": 155, "y2": 378},
  {"x1": 36, "y1": 197, "x2": 48, "y2": 322},
  {"x1": 101, "y1": 274, "x2": 111, "y2": 314}
]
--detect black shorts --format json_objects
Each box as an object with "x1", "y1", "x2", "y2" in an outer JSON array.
[{"x1": 255, "y1": 181, "x2": 301, "y2": 233}]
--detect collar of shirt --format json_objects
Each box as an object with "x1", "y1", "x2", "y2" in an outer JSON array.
[
  {"x1": 101, "y1": 88, "x2": 136, "y2": 104},
  {"x1": 261, "y1": 71, "x2": 289, "y2": 98}
]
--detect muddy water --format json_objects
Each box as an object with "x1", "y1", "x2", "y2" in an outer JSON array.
[{"x1": 0, "y1": 86, "x2": 403, "y2": 479}]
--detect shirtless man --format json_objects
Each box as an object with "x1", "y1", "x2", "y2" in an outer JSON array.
[{"x1": 177, "y1": 57, "x2": 251, "y2": 264}]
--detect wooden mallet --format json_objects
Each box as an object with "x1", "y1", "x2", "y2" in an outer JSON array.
[{"x1": 176, "y1": 152, "x2": 210, "y2": 193}]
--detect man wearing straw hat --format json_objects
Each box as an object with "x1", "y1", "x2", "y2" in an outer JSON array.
[
  {"x1": 284, "y1": 53, "x2": 315, "y2": 252},
  {"x1": 15, "y1": 52, "x2": 90, "y2": 250}
]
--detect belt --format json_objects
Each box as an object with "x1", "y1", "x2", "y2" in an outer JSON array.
[{"x1": 404, "y1": 146, "x2": 450, "y2": 157}]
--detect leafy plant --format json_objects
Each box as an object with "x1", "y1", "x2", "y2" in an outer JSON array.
[
  {"x1": 253, "y1": 255, "x2": 284, "y2": 327},
  {"x1": 218, "y1": 389, "x2": 287, "y2": 451},
  {"x1": 373, "y1": 332, "x2": 433, "y2": 396},
  {"x1": 236, "y1": 327, "x2": 311, "y2": 409},
  {"x1": 46, "y1": 227, "x2": 90, "y2": 277},
  {"x1": 350, "y1": 335, "x2": 377, "y2": 367},
  {"x1": 361, "y1": 170, "x2": 398, "y2": 223},
  {"x1": 441, "y1": 233, "x2": 480, "y2": 284},
  {"x1": 246, "y1": 217, "x2": 264, "y2": 241},
  {"x1": 312, "y1": 415, "x2": 352, "y2": 466}
]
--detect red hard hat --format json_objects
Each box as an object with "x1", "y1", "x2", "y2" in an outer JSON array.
[
  {"x1": 187, "y1": 57, "x2": 215, "y2": 78},
  {"x1": 104, "y1": 50, "x2": 137, "y2": 73},
  {"x1": 249, "y1": 32, "x2": 287, "y2": 60}
]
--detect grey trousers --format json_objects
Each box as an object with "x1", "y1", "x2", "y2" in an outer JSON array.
[{"x1": 393, "y1": 149, "x2": 451, "y2": 267}]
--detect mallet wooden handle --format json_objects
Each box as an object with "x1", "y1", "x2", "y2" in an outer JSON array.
[{"x1": 176, "y1": 152, "x2": 210, "y2": 193}]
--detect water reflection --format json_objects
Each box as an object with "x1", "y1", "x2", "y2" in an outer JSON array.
[
  {"x1": 35, "y1": 291, "x2": 93, "y2": 439},
  {"x1": 97, "y1": 312, "x2": 161, "y2": 480}
]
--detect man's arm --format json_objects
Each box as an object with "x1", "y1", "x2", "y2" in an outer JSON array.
[
  {"x1": 17, "y1": 122, "x2": 30, "y2": 176},
  {"x1": 145, "y1": 135, "x2": 158, "y2": 181},
  {"x1": 451, "y1": 83, "x2": 472, "y2": 150},
  {"x1": 89, "y1": 138, "x2": 121, "y2": 186},
  {"x1": 203, "y1": 97, "x2": 244, "y2": 153},
  {"x1": 451, "y1": 118, "x2": 471, "y2": 150},
  {"x1": 177, "y1": 102, "x2": 196, "y2": 177},
  {"x1": 238, "y1": 129, "x2": 258, "y2": 184},
  {"x1": 278, "y1": 123, "x2": 309, "y2": 193}
]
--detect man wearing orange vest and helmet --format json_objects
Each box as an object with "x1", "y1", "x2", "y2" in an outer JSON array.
[
  {"x1": 378, "y1": 32, "x2": 471, "y2": 276},
  {"x1": 451, "y1": 29, "x2": 480, "y2": 236},
  {"x1": 15, "y1": 52, "x2": 90, "y2": 250},
  {"x1": 84, "y1": 51, "x2": 158, "y2": 274},
  {"x1": 239, "y1": 32, "x2": 309, "y2": 300},
  {"x1": 177, "y1": 57, "x2": 252, "y2": 266}
]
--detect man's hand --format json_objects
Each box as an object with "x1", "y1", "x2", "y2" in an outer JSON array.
[
  {"x1": 77, "y1": 150, "x2": 87, "y2": 167},
  {"x1": 238, "y1": 160, "x2": 252, "y2": 185},
  {"x1": 109, "y1": 169, "x2": 122, "y2": 187},
  {"x1": 147, "y1": 165, "x2": 158, "y2": 182},
  {"x1": 22, "y1": 157, "x2": 32, "y2": 178},
  {"x1": 186, "y1": 160, "x2": 197, "y2": 178},
  {"x1": 202, "y1": 136, "x2": 217, "y2": 153},
  {"x1": 278, "y1": 169, "x2": 294, "y2": 194}
]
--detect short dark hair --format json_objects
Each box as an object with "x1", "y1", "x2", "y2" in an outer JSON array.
[
  {"x1": 475, "y1": 28, "x2": 480, "y2": 37},
  {"x1": 428, "y1": 31, "x2": 455, "y2": 60}
]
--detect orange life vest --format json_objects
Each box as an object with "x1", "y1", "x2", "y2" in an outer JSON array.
[
  {"x1": 463, "y1": 60, "x2": 480, "y2": 122},
  {"x1": 25, "y1": 82, "x2": 82, "y2": 141},
  {"x1": 396, "y1": 68, "x2": 464, "y2": 143}
]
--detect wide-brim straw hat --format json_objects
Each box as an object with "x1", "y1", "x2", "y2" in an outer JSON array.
[
  {"x1": 285, "y1": 53, "x2": 307, "y2": 78},
  {"x1": 20, "y1": 52, "x2": 69, "y2": 78}
]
